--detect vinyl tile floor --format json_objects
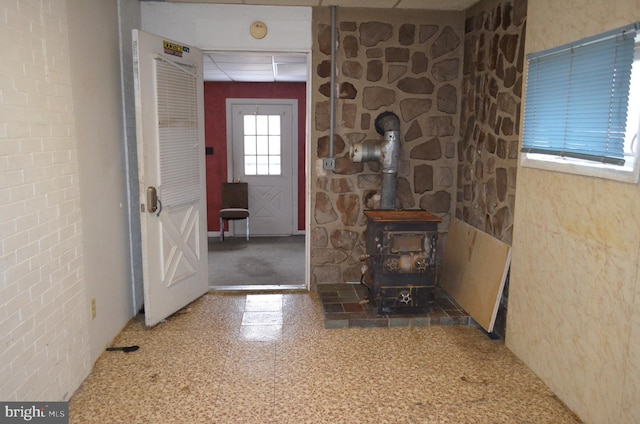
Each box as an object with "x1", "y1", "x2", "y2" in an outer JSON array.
[{"x1": 69, "y1": 291, "x2": 582, "y2": 424}]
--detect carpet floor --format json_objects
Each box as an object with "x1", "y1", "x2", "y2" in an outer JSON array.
[{"x1": 208, "y1": 235, "x2": 305, "y2": 287}]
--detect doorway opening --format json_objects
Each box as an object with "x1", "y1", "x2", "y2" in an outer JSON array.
[{"x1": 202, "y1": 52, "x2": 310, "y2": 291}]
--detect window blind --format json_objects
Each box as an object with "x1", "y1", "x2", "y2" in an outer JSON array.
[
  {"x1": 155, "y1": 57, "x2": 200, "y2": 207},
  {"x1": 522, "y1": 23, "x2": 639, "y2": 165}
]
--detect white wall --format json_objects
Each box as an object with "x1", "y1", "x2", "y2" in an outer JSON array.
[
  {"x1": 0, "y1": 0, "x2": 138, "y2": 401},
  {"x1": 67, "y1": 0, "x2": 135, "y2": 363},
  {"x1": 0, "y1": 0, "x2": 91, "y2": 401},
  {"x1": 507, "y1": 1, "x2": 640, "y2": 423},
  {"x1": 141, "y1": 2, "x2": 312, "y2": 52}
]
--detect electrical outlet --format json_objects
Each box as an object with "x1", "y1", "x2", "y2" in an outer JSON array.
[
  {"x1": 322, "y1": 157, "x2": 336, "y2": 170},
  {"x1": 91, "y1": 298, "x2": 96, "y2": 320}
]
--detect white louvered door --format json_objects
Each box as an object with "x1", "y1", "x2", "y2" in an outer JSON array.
[{"x1": 133, "y1": 30, "x2": 208, "y2": 327}]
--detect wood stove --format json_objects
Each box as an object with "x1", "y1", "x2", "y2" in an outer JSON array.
[{"x1": 362, "y1": 210, "x2": 441, "y2": 313}]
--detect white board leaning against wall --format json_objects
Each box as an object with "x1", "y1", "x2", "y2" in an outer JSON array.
[{"x1": 440, "y1": 219, "x2": 512, "y2": 333}]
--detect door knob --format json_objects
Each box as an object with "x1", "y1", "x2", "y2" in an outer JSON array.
[{"x1": 147, "y1": 186, "x2": 158, "y2": 213}]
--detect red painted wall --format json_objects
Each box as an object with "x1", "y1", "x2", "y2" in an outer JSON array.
[{"x1": 204, "y1": 82, "x2": 306, "y2": 232}]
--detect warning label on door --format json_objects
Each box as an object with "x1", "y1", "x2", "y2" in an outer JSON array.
[{"x1": 163, "y1": 41, "x2": 189, "y2": 57}]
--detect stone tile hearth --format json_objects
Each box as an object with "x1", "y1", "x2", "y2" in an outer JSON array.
[{"x1": 318, "y1": 283, "x2": 475, "y2": 329}]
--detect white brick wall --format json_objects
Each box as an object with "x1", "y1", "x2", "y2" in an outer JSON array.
[{"x1": 0, "y1": 0, "x2": 91, "y2": 401}]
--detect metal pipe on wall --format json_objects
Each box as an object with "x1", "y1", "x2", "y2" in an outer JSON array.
[
  {"x1": 329, "y1": 5, "x2": 336, "y2": 161},
  {"x1": 322, "y1": 5, "x2": 337, "y2": 171},
  {"x1": 350, "y1": 111, "x2": 401, "y2": 209}
]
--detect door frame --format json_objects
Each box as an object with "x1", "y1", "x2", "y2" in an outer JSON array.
[
  {"x1": 132, "y1": 2, "x2": 313, "y2": 304},
  {"x1": 128, "y1": 55, "x2": 313, "y2": 297},
  {"x1": 225, "y1": 98, "x2": 300, "y2": 236}
]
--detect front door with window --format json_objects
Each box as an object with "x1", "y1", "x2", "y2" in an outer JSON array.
[{"x1": 228, "y1": 100, "x2": 297, "y2": 236}]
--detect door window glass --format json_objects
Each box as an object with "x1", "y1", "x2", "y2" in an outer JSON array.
[{"x1": 244, "y1": 114, "x2": 281, "y2": 175}]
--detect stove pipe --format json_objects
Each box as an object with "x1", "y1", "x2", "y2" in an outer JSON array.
[{"x1": 349, "y1": 111, "x2": 400, "y2": 209}]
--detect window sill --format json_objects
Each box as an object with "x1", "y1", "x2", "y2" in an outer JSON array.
[{"x1": 520, "y1": 153, "x2": 640, "y2": 184}]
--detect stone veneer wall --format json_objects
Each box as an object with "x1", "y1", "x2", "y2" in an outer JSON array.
[
  {"x1": 458, "y1": 0, "x2": 527, "y2": 242},
  {"x1": 310, "y1": 7, "x2": 464, "y2": 287},
  {"x1": 458, "y1": 0, "x2": 527, "y2": 336}
]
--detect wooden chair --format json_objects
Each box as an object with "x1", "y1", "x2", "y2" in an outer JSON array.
[{"x1": 219, "y1": 182, "x2": 250, "y2": 241}]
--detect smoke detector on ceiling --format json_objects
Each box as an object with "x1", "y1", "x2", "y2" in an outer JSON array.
[{"x1": 250, "y1": 21, "x2": 267, "y2": 39}]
